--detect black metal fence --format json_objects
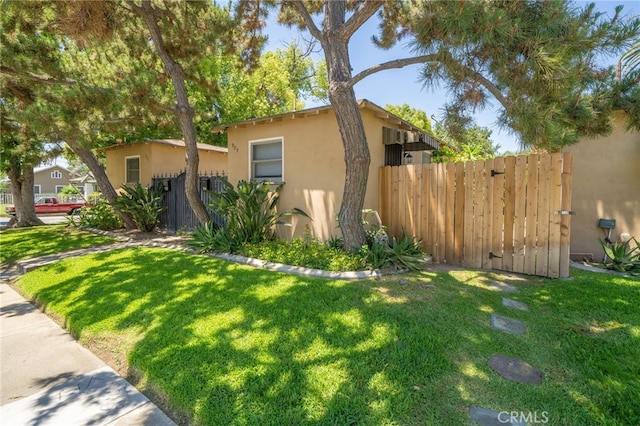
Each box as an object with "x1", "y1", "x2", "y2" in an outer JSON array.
[{"x1": 152, "y1": 172, "x2": 227, "y2": 232}]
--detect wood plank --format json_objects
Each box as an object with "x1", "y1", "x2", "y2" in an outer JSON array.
[
  {"x1": 524, "y1": 154, "x2": 539, "y2": 275},
  {"x1": 472, "y1": 159, "x2": 484, "y2": 269},
  {"x1": 405, "y1": 165, "x2": 416, "y2": 237},
  {"x1": 453, "y1": 162, "x2": 466, "y2": 265},
  {"x1": 535, "y1": 154, "x2": 551, "y2": 276},
  {"x1": 420, "y1": 164, "x2": 431, "y2": 253},
  {"x1": 429, "y1": 164, "x2": 439, "y2": 260},
  {"x1": 559, "y1": 152, "x2": 573, "y2": 278},
  {"x1": 397, "y1": 165, "x2": 407, "y2": 240},
  {"x1": 502, "y1": 156, "x2": 516, "y2": 271},
  {"x1": 390, "y1": 166, "x2": 400, "y2": 238},
  {"x1": 482, "y1": 159, "x2": 495, "y2": 269},
  {"x1": 490, "y1": 156, "x2": 505, "y2": 270},
  {"x1": 548, "y1": 152, "x2": 564, "y2": 278},
  {"x1": 463, "y1": 160, "x2": 475, "y2": 266},
  {"x1": 379, "y1": 167, "x2": 391, "y2": 229},
  {"x1": 512, "y1": 155, "x2": 527, "y2": 274},
  {"x1": 436, "y1": 163, "x2": 447, "y2": 262},
  {"x1": 445, "y1": 162, "x2": 456, "y2": 263},
  {"x1": 413, "y1": 164, "x2": 423, "y2": 242}
]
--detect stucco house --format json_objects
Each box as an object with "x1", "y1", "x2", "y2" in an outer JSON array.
[
  {"x1": 562, "y1": 110, "x2": 640, "y2": 262},
  {"x1": 102, "y1": 139, "x2": 228, "y2": 188},
  {"x1": 211, "y1": 99, "x2": 441, "y2": 241}
]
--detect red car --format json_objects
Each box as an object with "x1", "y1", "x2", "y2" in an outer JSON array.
[{"x1": 5, "y1": 197, "x2": 88, "y2": 216}]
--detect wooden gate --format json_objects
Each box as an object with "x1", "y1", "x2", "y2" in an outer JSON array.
[
  {"x1": 152, "y1": 173, "x2": 227, "y2": 232},
  {"x1": 379, "y1": 152, "x2": 573, "y2": 278}
]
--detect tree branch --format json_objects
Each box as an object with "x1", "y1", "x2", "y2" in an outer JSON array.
[
  {"x1": 290, "y1": 1, "x2": 323, "y2": 42},
  {"x1": 341, "y1": 1, "x2": 382, "y2": 41},
  {"x1": 348, "y1": 55, "x2": 438, "y2": 88},
  {"x1": 460, "y1": 65, "x2": 511, "y2": 110},
  {"x1": 1, "y1": 66, "x2": 77, "y2": 86}
]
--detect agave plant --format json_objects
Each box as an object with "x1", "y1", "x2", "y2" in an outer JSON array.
[
  {"x1": 205, "y1": 179, "x2": 310, "y2": 251},
  {"x1": 113, "y1": 183, "x2": 165, "y2": 232},
  {"x1": 600, "y1": 237, "x2": 640, "y2": 273}
]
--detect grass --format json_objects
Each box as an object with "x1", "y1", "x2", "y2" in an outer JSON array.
[
  {"x1": 0, "y1": 225, "x2": 116, "y2": 264},
  {"x1": 0, "y1": 204, "x2": 10, "y2": 217},
  {"x1": 12, "y1": 241, "x2": 640, "y2": 426}
]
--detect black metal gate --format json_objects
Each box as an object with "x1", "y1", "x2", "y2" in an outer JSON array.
[{"x1": 152, "y1": 172, "x2": 227, "y2": 232}]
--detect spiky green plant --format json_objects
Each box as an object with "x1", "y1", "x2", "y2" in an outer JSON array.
[
  {"x1": 113, "y1": 183, "x2": 165, "y2": 232},
  {"x1": 205, "y1": 180, "x2": 309, "y2": 252}
]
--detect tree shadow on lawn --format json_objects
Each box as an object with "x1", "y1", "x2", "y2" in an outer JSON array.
[{"x1": 18, "y1": 249, "x2": 640, "y2": 425}]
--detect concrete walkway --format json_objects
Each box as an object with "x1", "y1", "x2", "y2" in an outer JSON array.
[{"x1": 0, "y1": 282, "x2": 176, "y2": 425}]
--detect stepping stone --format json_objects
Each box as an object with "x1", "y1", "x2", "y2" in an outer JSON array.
[
  {"x1": 486, "y1": 281, "x2": 518, "y2": 293},
  {"x1": 488, "y1": 354, "x2": 543, "y2": 385},
  {"x1": 502, "y1": 297, "x2": 529, "y2": 311},
  {"x1": 490, "y1": 314, "x2": 526, "y2": 335},
  {"x1": 469, "y1": 406, "x2": 526, "y2": 426}
]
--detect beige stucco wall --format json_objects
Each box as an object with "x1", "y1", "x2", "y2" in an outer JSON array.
[
  {"x1": 226, "y1": 108, "x2": 392, "y2": 241},
  {"x1": 562, "y1": 111, "x2": 640, "y2": 261},
  {"x1": 104, "y1": 141, "x2": 227, "y2": 188}
]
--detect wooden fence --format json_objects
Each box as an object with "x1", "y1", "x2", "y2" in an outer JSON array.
[{"x1": 379, "y1": 152, "x2": 573, "y2": 278}]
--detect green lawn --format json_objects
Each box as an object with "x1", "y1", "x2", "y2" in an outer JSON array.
[
  {"x1": 0, "y1": 225, "x2": 116, "y2": 264},
  {"x1": 14, "y1": 245, "x2": 640, "y2": 425}
]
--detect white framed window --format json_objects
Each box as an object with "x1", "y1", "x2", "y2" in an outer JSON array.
[
  {"x1": 51, "y1": 170, "x2": 63, "y2": 179},
  {"x1": 34, "y1": 185, "x2": 41, "y2": 194},
  {"x1": 249, "y1": 137, "x2": 283, "y2": 183},
  {"x1": 55, "y1": 185, "x2": 65, "y2": 193},
  {"x1": 125, "y1": 156, "x2": 140, "y2": 184}
]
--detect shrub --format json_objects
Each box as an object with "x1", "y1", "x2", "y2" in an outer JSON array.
[
  {"x1": 113, "y1": 183, "x2": 165, "y2": 232},
  {"x1": 201, "y1": 180, "x2": 309, "y2": 252},
  {"x1": 600, "y1": 237, "x2": 640, "y2": 273},
  {"x1": 67, "y1": 198, "x2": 123, "y2": 230}
]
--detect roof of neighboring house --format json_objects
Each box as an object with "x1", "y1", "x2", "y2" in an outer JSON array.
[
  {"x1": 100, "y1": 139, "x2": 228, "y2": 153},
  {"x1": 34, "y1": 164, "x2": 71, "y2": 173},
  {"x1": 211, "y1": 99, "x2": 444, "y2": 151},
  {"x1": 69, "y1": 172, "x2": 96, "y2": 184}
]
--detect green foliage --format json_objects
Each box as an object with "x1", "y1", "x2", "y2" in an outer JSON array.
[
  {"x1": 359, "y1": 232, "x2": 426, "y2": 271},
  {"x1": 67, "y1": 198, "x2": 123, "y2": 231},
  {"x1": 204, "y1": 179, "x2": 310, "y2": 252},
  {"x1": 404, "y1": 1, "x2": 640, "y2": 149},
  {"x1": 186, "y1": 221, "x2": 225, "y2": 253},
  {"x1": 113, "y1": 183, "x2": 165, "y2": 232},
  {"x1": 384, "y1": 104, "x2": 433, "y2": 134},
  {"x1": 432, "y1": 123, "x2": 500, "y2": 163},
  {"x1": 58, "y1": 184, "x2": 81, "y2": 195},
  {"x1": 600, "y1": 237, "x2": 640, "y2": 273}
]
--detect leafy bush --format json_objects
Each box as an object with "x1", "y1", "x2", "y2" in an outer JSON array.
[
  {"x1": 202, "y1": 180, "x2": 309, "y2": 252},
  {"x1": 67, "y1": 198, "x2": 123, "y2": 230},
  {"x1": 600, "y1": 237, "x2": 640, "y2": 273},
  {"x1": 113, "y1": 183, "x2": 165, "y2": 232}
]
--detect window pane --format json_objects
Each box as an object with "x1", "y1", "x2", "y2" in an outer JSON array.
[
  {"x1": 126, "y1": 158, "x2": 140, "y2": 183},
  {"x1": 253, "y1": 142, "x2": 281, "y2": 161},
  {"x1": 254, "y1": 161, "x2": 282, "y2": 179}
]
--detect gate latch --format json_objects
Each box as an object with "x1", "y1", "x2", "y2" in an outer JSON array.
[
  {"x1": 488, "y1": 252, "x2": 502, "y2": 259},
  {"x1": 554, "y1": 210, "x2": 576, "y2": 216}
]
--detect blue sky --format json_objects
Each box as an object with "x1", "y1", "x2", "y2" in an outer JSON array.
[{"x1": 263, "y1": 1, "x2": 639, "y2": 154}]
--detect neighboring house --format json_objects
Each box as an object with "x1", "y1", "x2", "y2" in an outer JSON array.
[
  {"x1": 69, "y1": 172, "x2": 97, "y2": 196},
  {"x1": 212, "y1": 99, "x2": 441, "y2": 241},
  {"x1": 35, "y1": 165, "x2": 74, "y2": 195},
  {"x1": 102, "y1": 139, "x2": 228, "y2": 188},
  {"x1": 562, "y1": 110, "x2": 640, "y2": 261}
]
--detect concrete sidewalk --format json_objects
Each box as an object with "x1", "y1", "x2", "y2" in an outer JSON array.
[{"x1": 0, "y1": 283, "x2": 176, "y2": 426}]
